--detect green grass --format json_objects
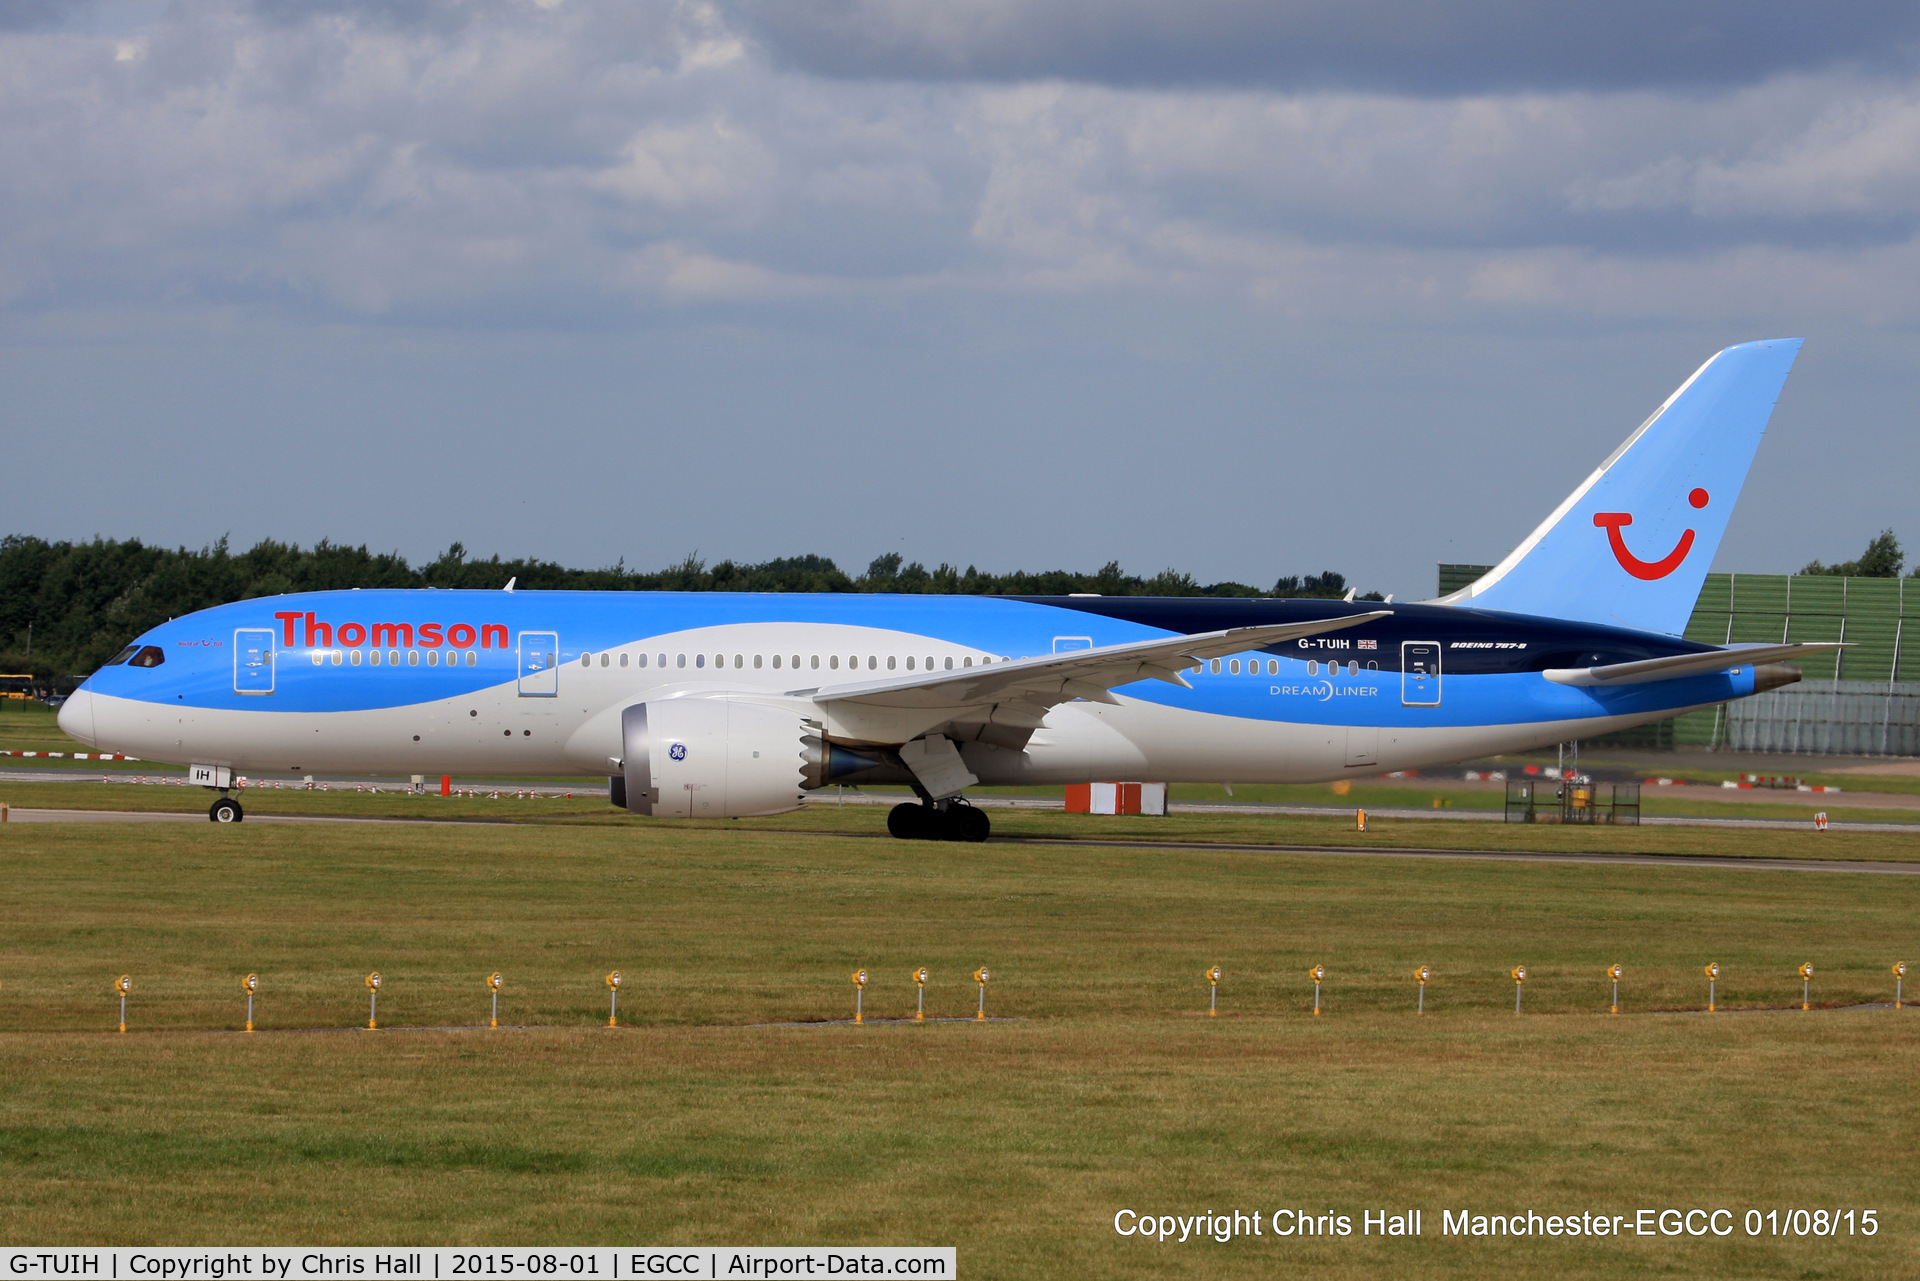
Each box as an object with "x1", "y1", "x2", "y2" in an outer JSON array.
[{"x1": 0, "y1": 818, "x2": 1916, "y2": 1276}]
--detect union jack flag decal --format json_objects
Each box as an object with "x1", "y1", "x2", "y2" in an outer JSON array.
[{"x1": 1358, "y1": 639, "x2": 1378, "y2": 650}]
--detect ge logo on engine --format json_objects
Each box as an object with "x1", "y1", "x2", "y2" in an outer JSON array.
[{"x1": 669, "y1": 742, "x2": 688, "y2": 761}]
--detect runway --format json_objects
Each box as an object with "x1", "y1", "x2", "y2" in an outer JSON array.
[{"x1": 10, "y1": 805, "x2": 1916, "y2": 876}]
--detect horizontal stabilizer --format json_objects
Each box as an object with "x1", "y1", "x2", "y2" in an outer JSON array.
[{"x1": 1543, "y1": 642, "x2": 1843, "y2": 687}]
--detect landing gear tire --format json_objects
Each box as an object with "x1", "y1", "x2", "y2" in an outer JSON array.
[
  {"x1": 209, "y1": 796, "x2": 244, "y2": 824},
  {"x1": 886, "y1": 801, "x2": 990, "y2": 842},
  {"x1": 950, "y1": 804, "x2": 991, "y2": 843},
  {"x1": 887, "y1": 803, "x2": 927, "y2": 840}
]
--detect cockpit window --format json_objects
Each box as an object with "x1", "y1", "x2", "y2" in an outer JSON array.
[
  {"x1": 102, "y1": 645, "x2": 139, "y2": 666},
  {"x1": 126, "y1": 646, "x2": 166, "y2": 668}
]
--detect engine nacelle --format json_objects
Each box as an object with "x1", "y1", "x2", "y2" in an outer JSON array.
[{"x1": 621, "y1": 698, "x2": 808, "y2": 819}]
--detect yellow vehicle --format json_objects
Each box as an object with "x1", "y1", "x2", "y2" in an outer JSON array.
[{"x1": 0, "y1": 675, "x2": 38, "y2": 700}]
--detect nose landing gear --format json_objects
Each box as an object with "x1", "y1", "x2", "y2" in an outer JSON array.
[
  {"x1": 209, "y1": 795, "x2": 244, "y2": 823},
  {"x1": 887, "y1": 799, "x2": 989, "y2": 842}
]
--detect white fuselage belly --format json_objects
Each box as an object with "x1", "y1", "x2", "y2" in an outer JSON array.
[{"x1": 77, "y1": 684, "x2": 1692, "y2": 787}]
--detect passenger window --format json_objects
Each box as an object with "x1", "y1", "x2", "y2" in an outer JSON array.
[
  {"x1": 889, "y1": 656, "x2": 897, "y2": 670},
  {"x1": 581, "y1": 653, "x2": 592, "y2": 668},
  {"x1": 1209, "y1": 659, "x2": 1221, "y2": 674},
  {"x1": 350, "y1": 650, "x2": 363, "y2": 667},
  {"x1": 1267, "y1": 660, "x2": 1279, "y2": 675},
  {"x1": 428, "y1": 650, "x2": 439, "y2": 667},
  {"x1": 926, "y1": 656, "x2": 934, "y2": 670},
  {"x1": 754, "y1": 654, "x2": 762, "y2": 668},
  {"x1": 905, "y1": 656, "x2": 914, "y2": 670},
  {"x1": 1367, "y1": 660, "x2": 1377, "y2": 671},
  {"x1": 811, "y1": 655, "x2": 820, "y2": 669},
  {"x1": 831, "y1": 655, "x2": 840, "y2": 670},
  {"x1": 964, "y1": 657, "x2": 973, "y2": 667},
  {"x1": 868, "y1": 656, "x2": 877, "y2": 670},
  {"x1": 1307, "y1": 660, "x2": 1318, "y2": 676},
  {"x1": 602, "y1": 653, "x2": 611, "y2": 667},
  {"x1": 1348, "y1": 661, "x2": 1359, "y2": 676},
  {"x1": 677, "y1": 654, "x2": 686, "y2": 668},
  {"x1": 696, "y1": 655, "x2": 705, "y2": 668},
  {"x1": 772, "y1": 654, "x2": 781, "y2": 669},
  {"x1": 311, "y1": 650, "x2": 325, "y2": 666},
  {"x1": 945, "y1": 657, "x2": 954, "y2": 669},
  {"x1": 734, "y1": 654, "x2": 743, "y2": 669},
  {"x1": 1229, "y1": 659, "x2": 1240, "y2": 675},
  {"x1": 390, "y1": 651, "x2": 400, "y2": 666},
  {"x1": 371, "y1": 650, "x2": 382, "y2": 667},
  {"x1": 332, "y1": 650, "x2": 343, "y2": 666},
  {"x1": 408, "y1": 651, "x2": 419, "y2": 666},
  {"x1": 622, "y1": 653, "x2": 630, "y2": 667},
  {"x1": 466, "y1": 651, "x2": 477, "y2": 667},
  {"x1": 791, "y1": 655, "x2": 800, "y2": 669}
]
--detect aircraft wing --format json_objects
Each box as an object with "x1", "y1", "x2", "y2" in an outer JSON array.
[
  {"x1": 1542, "y1": 642, "x2": 1844, "y2": 687},
  {"x1": 810, "y1": 611, "x2": 1393, "y2": 713}
]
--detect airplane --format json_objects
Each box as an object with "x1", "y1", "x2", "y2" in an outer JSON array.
[{"x1": 59, "y1": 338, "x2": 1836, "y2": 839}]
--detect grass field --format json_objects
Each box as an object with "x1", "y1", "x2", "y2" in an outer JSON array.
[{"x1": 0, "y1": 813, "x2": 1916, "y2": 1277}]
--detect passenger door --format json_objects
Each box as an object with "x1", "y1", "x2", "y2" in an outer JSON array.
[
  {"x1": 1401, "y1": 641, "x2": 1441, "y2": 706},
  {"x1": 518, "y1": 631, "x2": 560, "y2": 697},
  {"x1": 234, "y1": 628, "x2": 275, "y2": 695}
]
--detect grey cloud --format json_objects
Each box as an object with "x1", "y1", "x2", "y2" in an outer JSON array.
[{"x1": 732, "y1": 0, "x2": 1920, "y2": 95}]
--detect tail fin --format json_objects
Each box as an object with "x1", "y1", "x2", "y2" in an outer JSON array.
[{"x1": 1434, "y1": 338, "x2": 1802, "y2": 634}]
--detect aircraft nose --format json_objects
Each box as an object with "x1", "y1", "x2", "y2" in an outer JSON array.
[{"x1": 58, "y1": 688, "x2": 98, "y2": 747}]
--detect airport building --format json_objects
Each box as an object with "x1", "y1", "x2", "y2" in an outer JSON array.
[{"x1": 1438, "y1": 565, "x2": 1920, "y2": 755}]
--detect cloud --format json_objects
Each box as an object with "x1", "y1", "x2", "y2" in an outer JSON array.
[
  {"x1": 2, "y1": 0, "x2": 1920, "y2": 332},
  {"x1": 731, "y1": 0, "x2": 1920, "y2": 95}
]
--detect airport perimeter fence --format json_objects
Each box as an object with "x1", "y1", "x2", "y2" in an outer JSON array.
[{"x1": 1438, "y1": 565, "x2": 1920, "y2": 755}]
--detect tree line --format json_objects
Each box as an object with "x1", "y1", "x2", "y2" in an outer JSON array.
[{"x1": 0, "y1": 536, "x2": 1378, "y2": 680}]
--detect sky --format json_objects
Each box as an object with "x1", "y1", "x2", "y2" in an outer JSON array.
[{"x1": 4, "y1": 1, "x2": 1920, "y2": 600}]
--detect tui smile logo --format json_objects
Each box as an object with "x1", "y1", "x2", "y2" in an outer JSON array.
[{"x1": 1594, "y1": 488, "x2": 1709, "y2": 580}]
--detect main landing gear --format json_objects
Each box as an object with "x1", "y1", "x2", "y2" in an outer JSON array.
[
  {"x1": 209, "y1": 795, "x2": 244, "y2": 823},
  {"x1": 887, "y1": 800, "x2": 990, "y2": 843}
]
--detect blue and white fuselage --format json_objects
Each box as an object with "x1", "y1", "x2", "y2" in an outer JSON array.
[{"x1": 57, "y1": 338, "x2": 1833, "y2": 835}]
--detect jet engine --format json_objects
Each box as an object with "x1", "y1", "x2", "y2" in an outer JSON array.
[{"x1": 619, "y1": 698, "x2": 809, "y2": 819}]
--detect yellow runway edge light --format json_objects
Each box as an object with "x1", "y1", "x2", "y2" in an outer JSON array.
[
  {"x1": 241, "y1": 973, "x2": 258, "y2": 1033},
  {"x1": 114, "y1": 974, "x2": 131, "y2": 1034},
  {"x1": 912, "y1": 967, "x2": 928, "y2": 1023},
  {"x1": 605, "y1": 971, "x2": 622, "y2": 1028},
  {"x1": 1607, "y1": 964, "x2": 1623, "y2": 1015},
  {"x1": 365, "y1": 972, "x2": 382, "y2": 1029},
  {"x1": 851, "y1": 969, "x2": 868, "y2": 1024},
  {"x1": 487, "y1": 971, "x2": 504, "y2": 1028},
  {"x1": 973, "y1": 967, "x2": 989, "y2": 1021},
  {"x1": 1414, "y1": 966, "x2": 1430, "y2": 1015},
  {"x1": 1309, "y1": 965, "x2": 1325, "y2": 1017},
  {"x1": 1704, "y1": 962, "x2": 1721, "y2": 1013},
  {"x1": 1206, "y1": 966, "x2": 1222, "y2": 1018}
]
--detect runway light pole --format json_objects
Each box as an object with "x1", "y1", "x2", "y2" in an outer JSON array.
[
  {"x1": 1798, "y1": 962, "x2": 1814, "y2": 1011},
  {"x1": 242, "y1": 973, "x2": 258, "y2": 1033},
  {"x1": 912, "y1": 967, "x2": 929, "y2": 1023},
  {"x1": 1511, "y1": 965, "x2": 1527, "y2": 1014},
  {"x1": 1206, "y1": 966, "x2": 1222, "y2": 1018},
  {"x1": 851, "y1": 969, "x2": 867, "y2": 1024},
  {"x1": 487, "y1": 972, "x2": 503, "y2": 1029},
  {"x1": 605, "y1": 971, "x2": 622, "y2": 1028},
  {"x1": 114, "y1": 975, "x2": 131, "y2": 1033},
  {"x1": 365, "y1": 972, "x2": 382, "y2": 1029},
  {"x1": 1704, "y1": 962, "x2": 1720, "y2": 1013},
  {"x1": 1607, "y1": 964, "x2": 1622, "y2": 1015},
  {"x1": 1309, "y1": 965, "x2": 1325, "y2": 1017},
  {"x1": 1895, "y1": 961, "x2": 1907, "y2": 1010},
  {"x1": 1414, "y1": 966, "x2": 1430, "y2": 1015},
  {"x1": 973, "y1": 967, "x2": 989, "y2": 1021}
]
